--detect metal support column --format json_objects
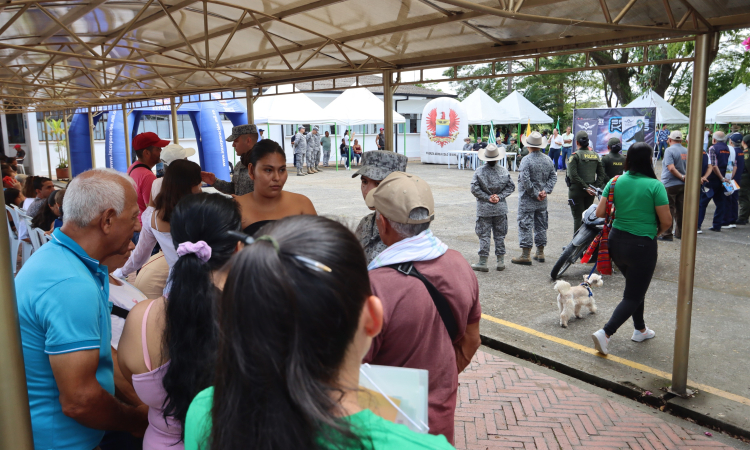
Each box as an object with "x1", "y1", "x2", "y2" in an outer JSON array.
[
  {"x1": 246, "y1": 87, "x2": 255, "y2": 124},
  {"x1": 88, "y1": 108, "x2": 96, "y2": 169},
  {"x1": 63, "y1": 111, "x2": 72, "y2": 177},
  {"x1": 171, "y1": 98, "x2": 179, "y2": 145},
  {"x1": 383, "y1": 70, "x2": 394, "y2": 151},
  {"x1": 0, "y1": 198, "x2": 34, "y2": 450},
  {"x1": 122, "y1": 103, "x2": 131, "y2": 166},
  {"x1": 42, "y1": 111, "x2": 52, "y2": 179},
  {"x1": 670, "y1": 32, "x2": 713, "y2": 397}
]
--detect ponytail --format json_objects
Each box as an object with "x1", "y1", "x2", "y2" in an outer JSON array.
[{"x1": 161, "y1": 193, "x2": 241, "y2": 438}]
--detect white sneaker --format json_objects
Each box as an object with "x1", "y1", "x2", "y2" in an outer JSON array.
[
  {"x1": 729, "y1": 224, "x2": 737, "y2": 228},
  {"x1": 721, "y1": 225, "x2": 731, "y2": 229},
  {"x1": 697, "y1": 230, "x2": 703, "y2": 234},
  {"x1": 631, "y1": 328, "x2": 656, "y2": 342},
  {"x1": 592, "y1": 329, "x2": 610, "y2": 355}
]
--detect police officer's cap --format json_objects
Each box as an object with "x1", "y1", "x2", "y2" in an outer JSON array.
[
  {"x1": 576, "y1": 131, "x2": 589, "y2": 146},
  {"x1": 607, "y1": 137, "x2": 621, "y2": 148}
]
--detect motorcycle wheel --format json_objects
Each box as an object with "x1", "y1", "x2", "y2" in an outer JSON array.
[{"x1": 550, "y1": 244, "x2": 584, "y2": 279}]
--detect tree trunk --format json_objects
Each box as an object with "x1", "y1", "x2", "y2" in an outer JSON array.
[{"x1": 590, "y1": 50, "x2": 634, "y2": 105}]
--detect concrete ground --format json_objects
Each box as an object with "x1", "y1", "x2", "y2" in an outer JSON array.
[{"x1": 285, "y1": 160, "x2": 750, "y2": 439}]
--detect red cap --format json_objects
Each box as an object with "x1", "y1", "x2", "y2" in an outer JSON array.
[
  {"x1": 14, "y1": 144, "x2": 21, "y2": 149},
  {"x1": 380, "y1": 127, "x2": 384, "y2": 131},
  {"x1": 133, "y1": 132, "x2": 170, "y2": 151}
]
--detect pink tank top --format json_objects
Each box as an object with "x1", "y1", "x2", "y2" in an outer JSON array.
[{"x1": 132, "y1": 301, "x2": 183, "y2": 450}]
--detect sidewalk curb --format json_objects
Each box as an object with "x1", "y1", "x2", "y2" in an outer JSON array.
[{"x1": 480, "y1": 334, "x2": 750, "y2": 442}]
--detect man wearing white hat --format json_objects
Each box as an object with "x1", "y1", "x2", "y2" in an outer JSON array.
[
  {"x1": 512, "y1": 131, "x2": 557, "y2": 265},
  {"x1": 470, "y1": 143, "x2": 515, "y2": 272}
]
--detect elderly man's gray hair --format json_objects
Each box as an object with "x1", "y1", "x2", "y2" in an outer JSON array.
[
  {"x1": 64, "y1": 168, "x2": 135, "y2": 228},
  {"x1": 377, "y1": 208, "x2": 431, "y2": 239}
]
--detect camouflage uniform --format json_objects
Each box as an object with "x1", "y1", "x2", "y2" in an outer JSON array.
[
  {"x1": 471, "y1": 164, "x2": 516, "y2": 256},
  {"x1": 293, "y1": 130, "x2": 307, "y2": 171},
  {"x1": 517, "y1": 151, "x2": 557, "y2": 248},
  {"x1": 307, "y1": 130, "x2": 321, "y2": 170},
  {"x1": 352, "y1": 150, "x2": 408, "y2": 264},
  {"x1": 215, "y1": 123, "x2": 256, "y2": 194},
  {"x1": 321, "y1": 135, "x2": 332, "y2": 166}
]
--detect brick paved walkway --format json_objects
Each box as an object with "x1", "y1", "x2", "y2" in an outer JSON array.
[{"x1": 455, "y1": 351, "x2": 736, "y2": 450}]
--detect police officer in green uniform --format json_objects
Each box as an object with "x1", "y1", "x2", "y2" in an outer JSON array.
[
  {"x1": 567, "y1": 131, "x2": 607, "y2": 233},
  {"x1": 600, "y1": 137, "x2": 626, "y2": 183}
]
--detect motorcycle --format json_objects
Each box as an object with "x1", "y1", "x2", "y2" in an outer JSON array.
[{"x1": 550, "y1": 186, "x2": 604, "y2": 279}]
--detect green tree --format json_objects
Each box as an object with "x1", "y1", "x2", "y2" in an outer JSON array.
[{"x1": 46, "y1": 118, "x2": 68, "y2": 169}]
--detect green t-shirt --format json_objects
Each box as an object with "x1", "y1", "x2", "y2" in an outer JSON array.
[
  {"x1": 184, "y1": 387, "x2": 454, "y2": 450},
  {"x1": 602, "y1": 171, "x2": 668, "y2": 239}
]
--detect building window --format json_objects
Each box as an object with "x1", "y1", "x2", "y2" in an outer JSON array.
[{"x1": 6, "y1": 113, "x2": 26, "y2": 143}]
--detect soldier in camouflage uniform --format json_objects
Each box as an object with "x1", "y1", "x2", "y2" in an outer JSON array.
[
  {"x1": 470, "y1": 143, "x2": 516, "y2": 272},
  {"x1": 506, "y1": 137, "x2": 524, "y2": 169},
  {"x1": 512, "y1": 131, "x2": 557, "y2": 266},
  {"x1": 202, "y1": 123, "x2": 257, "y2": 195},
  {"x1": 293, "y1": 126, "x2": 308, "y2": 176},
  {"x1": 567, "y1": 131, "x2": 607, "y2": 233},
  {"x1": 306, "y1": 126, "x2": 321, "y2": 174},
  {"x1": 353, "y1": 150, "x2": 408, "y2": 264}
]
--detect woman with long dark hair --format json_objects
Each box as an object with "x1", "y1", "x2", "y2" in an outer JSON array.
[
  {"x1": 183, "y1": 215, "x2": 452, "y2": 450},
  {"x1": 591, "y1": 143, "x2": 672, "y2": 355},
  {"x1": 31, "y1": 189, "x2": 64, "y2": 233},
  {"x1": 114, "y1": 159, "x2": 202, "y2": 287},
  {"x1": 118, "y1": 193, "x2": 242, "y2": 450},
  {"x1": 234, "y1": 139, "x2": 316, "y2": 236}
]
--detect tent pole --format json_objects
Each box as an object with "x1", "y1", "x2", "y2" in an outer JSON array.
[
  {"x1": 63, "y1": 111, "x2": 72, "y2": 177},
  {"x1": 42, "y1": 111, "x2": 52, "y2": 179},
  {"x1": 403, "y1": 125, "x2": 406, "y2": 157},
  {"x1": 670, "y1": 31, "x2": 713, "y2": 397},
  {"x1": 0, "y1": 204, "x2": 33, "y2": 450},
  {"x1": 383, "y1": 70, "x2": 394, "y2": 151},
  {"x1": 88, "y1": 107, "x2": 96, "y2": 169},
  {"x1": 171, "y1": 97, "x2": 179, "y2": 145},
  {"x1": 349, "y1": 126, "x2": 352, "y2": 170},
  {"x1": 335, "y1": 124, "x2": 338, "y2": 172},
  {"x1": 122, "y1": 102, "x2": 131, "y2": 167},
  {"x1": 246, "y1": 87, "x2": 254, "y2": 124}
]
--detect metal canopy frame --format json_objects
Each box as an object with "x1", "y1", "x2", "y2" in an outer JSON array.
[{"x1": 0, "y1": 0, "x2": 748, "y2": 113}]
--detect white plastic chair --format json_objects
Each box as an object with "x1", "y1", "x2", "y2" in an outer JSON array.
[
  {"x1": 5, "y1": 206, "x2": 21, "y2": 273},
  {"x1": 27, "y1": 222, "x2": 44, "y2": 252}
]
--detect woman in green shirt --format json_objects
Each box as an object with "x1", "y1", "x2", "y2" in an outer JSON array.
[
  {"x1": 183, "y1": 216, "x2": 454, "y2": 450},
  {"x1": 591, "y1": 143, "x2": 672, "y2": 356}
]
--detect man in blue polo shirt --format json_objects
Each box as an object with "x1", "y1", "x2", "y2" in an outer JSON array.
[{"x1": 15, "y1": 168, "x2": 147, "y2": 450}]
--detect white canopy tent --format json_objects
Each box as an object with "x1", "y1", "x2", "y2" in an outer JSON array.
[
  {"x1": 716, "y1": 89, "x2": 750, "y2": 124},
  {"x1": 254, "y1": 93, "x2": 330, "y2": 124},
  {"x1": 705, "y1": 84, "x2": 747, "y2": 124},
  {"x1": 626, "y1": 90, "x2": 689, "y2": 124},
  {"x1": 496, "y1": 91, "x2": 554, "y2": 124},
  {"x1": 322, "y1": 88, "x2": 406, "y2": 126},
  {"x1": 461, "y1": 89, "x2": 510, "y2": 125}
]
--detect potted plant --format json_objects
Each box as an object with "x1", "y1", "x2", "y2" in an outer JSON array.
[{"x1": 47, "y1": 118, "x2": 70, "y2": 180}]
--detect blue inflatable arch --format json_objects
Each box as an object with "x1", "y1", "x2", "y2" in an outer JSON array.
[{"x1": 69, "y1": 98, "x2": 248, "y2": 182}]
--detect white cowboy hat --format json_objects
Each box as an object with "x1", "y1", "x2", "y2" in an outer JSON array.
[
  {"x1": 479, "y1": 143, "x2": 506, "y2": 162},
  {"x1": 521, "y1": 131, "x2": 548, "y2": 149}
]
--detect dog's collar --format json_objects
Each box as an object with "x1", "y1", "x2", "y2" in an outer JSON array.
[{"x1": 580, "y1": 281, "x2": 594, "y2": 297}]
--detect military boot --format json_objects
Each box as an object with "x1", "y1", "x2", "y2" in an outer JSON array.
[
  {"x1": 297, "y1": 167, "x2": 306, "y2": 176},
  {"x1": 307, "y1": 166, "x2": 315, "y2": 174},
  {"x1": 496, "y1": 255, "x2": 506, "y2": 271},
  {"x1": 533, "y1": 246, "x2": 545, "y2": 263},
  {"x1": 471, "y1": 256, "x2": 489, "y2": 272},
  {"x1": 511, "y1": 248, "x2": 532, "y2": 266}
]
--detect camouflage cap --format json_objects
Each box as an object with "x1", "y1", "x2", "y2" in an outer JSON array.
[
  {"x1": 352, "y1": 150, "x2": 408, "y2": 181},
  {"x1": 226, "y1": 124, "x2": 258, "y2": 142}
]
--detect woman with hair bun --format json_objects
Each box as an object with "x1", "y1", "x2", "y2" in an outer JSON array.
[
  {"x1": 234, "y1": 139, "x2": 316, "y2": 237},
  {"x1": 184, "y1": 215, "x2": 453, "y2": 450},
  {"x1": 118, "y1": 193, "x2": 242, "y2": 450}
]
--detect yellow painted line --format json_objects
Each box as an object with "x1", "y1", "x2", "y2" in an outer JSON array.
[{"x1": 481, "y1": 313, "x2": 750, "y2": 407}]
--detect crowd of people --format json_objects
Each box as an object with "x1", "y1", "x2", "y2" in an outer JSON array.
[{"x1": 12, "y1": 121, "x2": 482, "y2": 450}]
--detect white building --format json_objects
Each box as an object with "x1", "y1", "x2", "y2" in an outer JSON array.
[{"x1": 1, "y1": 76, "x2": 453, "y2": 178}]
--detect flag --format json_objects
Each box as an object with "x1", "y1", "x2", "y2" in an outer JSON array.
[
  {"x1": 488, "y1": 121, "x2": 496, "y2": 144},
  {"x1": 525, "y1": 119, "x2": 531, "y2": 136},
  {"x1": 555, "y1": 116, "x2": 560, "y2": 131}
]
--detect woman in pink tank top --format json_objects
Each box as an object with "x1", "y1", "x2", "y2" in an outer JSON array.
[{"x1": 117, "y1": 193, "x2": 242, "y2": 449}]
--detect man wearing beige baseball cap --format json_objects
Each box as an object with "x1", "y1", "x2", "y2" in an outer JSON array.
[
  {"x1": 363, "y1": 172, "x2": 481, "y2": 444},
  {"x1": 513, "y1": 131, "x2": 558, "y2": 265}
]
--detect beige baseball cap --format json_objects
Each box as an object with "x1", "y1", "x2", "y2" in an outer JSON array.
[{"x1": 365, "y1": 172, "x2": 435, "y2": 224}]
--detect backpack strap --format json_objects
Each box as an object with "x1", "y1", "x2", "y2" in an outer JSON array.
[
  {"x1": 111, "y1": 304, "x2": 129, "y2": 319},
  {"x1": 386, "y1": 262, "x2": 459, "y2": 342},
  {"x1": 128, "y1": 163, "x2": 151, "y2": 176}
]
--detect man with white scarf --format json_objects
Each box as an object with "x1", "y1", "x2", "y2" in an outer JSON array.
[{"x1": 363, "y1": 171, "x2": 481, "y2": 445}]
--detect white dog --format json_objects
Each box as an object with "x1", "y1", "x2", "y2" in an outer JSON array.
[{"x1": 553, "y1": 274, "x2": 601, "y2": 327}]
